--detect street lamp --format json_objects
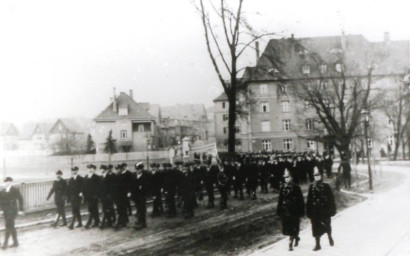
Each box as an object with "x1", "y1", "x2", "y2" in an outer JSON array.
[
  {"x1": 361, "y1": 109, "x2": 373, "y2": 190},
  {"x1": 146, "y1": 134, "x2": 151, "y2": 171}
]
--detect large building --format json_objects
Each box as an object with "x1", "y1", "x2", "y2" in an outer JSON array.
[{"x1": 214, "y1": 32, "x2": 410, "y2": 155}]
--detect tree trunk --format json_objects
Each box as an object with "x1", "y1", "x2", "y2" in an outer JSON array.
[
  {"x1": 393, "y1": 133, "x2": 400, "y2": 160},
  {"x1": 227, "y1": 91, "x2": 237, "y2": 154},
  {"x1": 402, "y1": 140, "x2": 406, "y2": 160}
]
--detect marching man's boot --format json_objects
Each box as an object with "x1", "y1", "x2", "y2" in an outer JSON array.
[{"x1": 313, "y1": 237, "x2": 321, "y2": 251}]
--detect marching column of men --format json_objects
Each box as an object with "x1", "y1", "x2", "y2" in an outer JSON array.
[{"x1": 44, "y1": 151, "x2": 338, "y2": 251}]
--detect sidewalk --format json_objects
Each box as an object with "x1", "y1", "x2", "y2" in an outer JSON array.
[{"x1": 248, "y1": 165, "x2": 410, "y2": 256}]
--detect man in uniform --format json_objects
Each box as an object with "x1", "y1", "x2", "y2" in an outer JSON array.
[
  {"x1": 99, "y1": 164, "x2": 117, "y2": 229},
  {"x1": 232, "y1": 160, "x2": 244, "y2": 200},
  {"x1": 179, "y1": 162, "x2": 197, "y2": 219},
  {"x1": 132, "y1": 162, "x2": 151, "y2": 230},
  {"x1": 67, "y1": 166, "x2": 84, "y2": 230},
  {"x1": 150, "y1": 163, "x2": 164, "y2": 217},
  {"x1": 163, "y1": 162, "x2": 180, "y2": 218},
  {"x1": 217, "y1": 163, "x2": 229, "y2": 210},
  {"x1": 306, "y1": 167, "x2": 336, "y2": 251},
  {"x1": 277, "y1": 169, "x2": 305, "y2": 251},
  {"x1": 84, "y1": 164, "x2": 101, "y2": 229},
  {"x1": 114, "y1": 163, "x2": 132, "y2": 230},
  {"x1": 205, "y1": 160, "x2": 219, "y2": 207},
  {"x1": 47, "y1": 170, "x2": 67, "y2": 227},
  {"x1": 1, "y1": 177, "x2": 24, "y2": 249}
]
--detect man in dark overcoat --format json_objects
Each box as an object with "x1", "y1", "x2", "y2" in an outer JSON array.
[
  {"x1": 217, "y1": 163, "x2": 229, "y2": 210},
  {"x1": 306, "y1": 167, "x2": 336, "y2": 251},
  {"x1": 99, "y1": 164, "x2": 117, "y2": 229},
  {"x1": 132, "y1": 162, "x2": 151, "y2": 230},
  {"x1": 67, "y1": 166, "x2": 84, "y2": 230},
  {"x1": 179, "y1": 162, "x2": 197, "y2": 219},
  {"x1": 84, "y1": 164, "x2": 101, "y2": 228},
  {"x1": 0, "y1": 177, "x2": 23, "y2": 249},
  {"x1": 114, "y1": 163, "x2": 132, "y2": 229},
  {"x1": 277, "y1": 169, "x2": 305, "y2": 251},
  {"x1": 150, "y1": 163, "x2": 164, "y2": 217},
  {"x1": 47, "y1": 170, "x2": 67, "y2": 227},
  {"x1": 205, "y1": 161, "x2": 219, "y2": 208}
]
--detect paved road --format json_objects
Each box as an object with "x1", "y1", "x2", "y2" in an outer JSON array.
[{"x1": 249, "y1": 164, "x2": 410, "y2": 256}]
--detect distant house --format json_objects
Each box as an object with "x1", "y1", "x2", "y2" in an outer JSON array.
[
  {"x1": 48, "y1": 118, "x2": 86, "y2": 154},
  {"x1": 18, "y1": 122, "x2": 53, "y2": 154},
  {"x1": 94, "y1": 90, "x2": 159, "y2": 153},
  {"x1": 160, "y1": 104, "x2": 209, "y2": 147},
  {"x1": 0, "y1": 123, "x2": 19, "y2": 151}
]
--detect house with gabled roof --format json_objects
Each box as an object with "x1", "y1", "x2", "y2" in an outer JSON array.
[
  {"x1": 94, "y1": 89, "x2": 159, "y2": 153},
  {"x1": 18, "y1": 122, "x2": 53, "y2": 154},
  {"x1": 48, "y1": 118, "x2": 86, "y2": 154},
  {"x1": 0, "y1": 122, "x2": 19, "y2": 151}
]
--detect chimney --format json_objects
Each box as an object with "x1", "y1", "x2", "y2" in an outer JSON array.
[
  {"x1": 255, "y1": 41, "x2": 260, "y2": 63},
  {"x1": 384, "y1": 32, "x2": 391, "y2": 45},
  {"x1": 129, "y1": 89, "x2": 133, "y2": 100},
  {"x1": 113, "y1": 87, "x2": 117, "y2": 112},
  {"x1": 341, "y1": 30, "x2": 346, "y2": 51}
]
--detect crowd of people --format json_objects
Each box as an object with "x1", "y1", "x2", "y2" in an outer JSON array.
[{"x1": 0, "y1": 151, "x2": 342, "y2": 251}]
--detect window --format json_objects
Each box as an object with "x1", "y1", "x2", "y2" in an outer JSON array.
[
  {"x1": 388, "y1": 135, "x2": 394, "y2": 145},
  {"x1": 304, "y1": 100, "x2": 311, "y2": 110},
  {"x1": 260, "y1": 84, "x2": 268, "y2": 95},
  {"x1": 280, "y1": 84, "x2": 288, "y2": 94},
  {"x1": 283, "y1": 139, "x2": 293, "y2": 150},
  {"x1": 367, "y1": 138, "x2": 373, "y2": 148},
  {"x1": 302, "y1": 64, "x2": 310, "y2": 74},
  {"x1": 222, "y1": 102, "x2": 226, "y2": 109},
  {"x1": 306, "y1": 119, "x2": 314, "y2": 130},
  {"x1": 235, "y1": 126, "x2": 241, "y2": 133},
  {"x1": 261, "y1": 102, "x2": 270, "y2": 113},
  {"x1": 223, "y1": 114, "x2": 229, "y2": 121},
  {"x1": 319, "y1": 64, "x2": 328, "y2": 73},
  {"x1": 138, "y1": 124, "x2": 144, "y2": 132},
  {"x1": 262, "y1": 140, "x2": 272, "y2": 151},
  {"x1": 335, "y1": 63, "x2": 343, "y2": 73},
  {"x1": 261, "y1": 121, "x2": 271, "y2": 132},
  {"x1": 281, "y1": 100, "x2": 290, "y2": 112},
  {"x1": 120, "y1": 130, "x2": 127, "y2": 139},
  {"x1": 282, "y1": 120, "x2": 291, "y2": 131},
  {"x1": 307, "y1": 140, "x2": 316, "y2": 150},
  {"x1": 119, "y1": 108, "x2": 128, "y2": 116},
  {"x1": 223, "y1": 127, "x2": 227, "y2": 134}
]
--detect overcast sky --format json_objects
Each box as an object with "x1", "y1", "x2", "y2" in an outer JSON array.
[{"x1": 1, "y1": 0, "x2": 410, "y2": 126}]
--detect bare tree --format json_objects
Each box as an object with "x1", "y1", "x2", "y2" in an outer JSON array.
[
  {"x1": 381, "y1": 79, "x2": 410, "y2": 160},
  {"x1": 196, "y1": 0, "x2": 274, "y2": 153}
]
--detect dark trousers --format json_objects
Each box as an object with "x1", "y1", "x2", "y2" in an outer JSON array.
[
  {"x1": 233, "y1": 182, "x2": 244, "y2": 199},
  {"x1": 182, "y1": 193, "x2": 195, "y2": 218},
  {"x1": 205, "y1": 184, "x2": 214, "y2": 206},
  {"x1": 3, "y1": 217, "x2": 17, "y2": 246},
  {"x1": 343, "y1": 171, "x2": 351, "y2": 188},
  {"x1": 115, "y1": 196, "x2": 129, "y2": 226},
  {"x1": 135, "y1": 196, "x2": 147, "y2": 225},
  {"x1": 218, "y1": 185, "x2": 228, "y2": 209},
  {"x1": 55, "y1": 201, "x2": 66, "y2": 225},
  {"x1": 326, "y1": 167, "x2": 332, "y2": 178},
  {"x1": 70, "y1": 201, "x2": 82, "y2": 227},
  {"x1": 86, "y1": 198, "x2": 100, "y2": 227},
  {"x1": 260, "y1": 178, "x2": 268, "y2": 193},
  {"x1": 101, "y1": 198, "x2": 116, "y2": 227},
  {"x1": 165, "y1": 190, "x2": 176, "y2": 217},
  {"x1": 152, "y1": 192, "x2": 163, "y2": 216}
]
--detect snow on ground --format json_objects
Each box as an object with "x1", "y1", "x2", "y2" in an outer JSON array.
[{"x1": 249, "y1": 164, "x2": 410, "y2": 256}]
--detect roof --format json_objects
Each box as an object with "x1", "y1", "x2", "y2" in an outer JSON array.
[
  {"x1": 243, "y1": 34, "x2": 410, "y2": 81},
  {"x1": 0, "y1": 123, "x2": 18, "y2": 136},
  {"x1": 49, "y1": 118, "x2": 84, "y2": 134},
  {"x1": 161, "y1": 104, "x2": 208, "y2": 121},
  {"x1": 213, "y1": 92, "x2": 228, "y2": 102},
  {"x1": 94, "y1": 92, "x2": 155, "y2": 122},
  {"x1": 18, "y1": 122, "x2": 53, "y2": 140}
]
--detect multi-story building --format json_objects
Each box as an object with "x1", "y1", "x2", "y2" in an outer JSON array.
[{"x1": 214, "y1": 32, "x2": 409, "y2": 155}]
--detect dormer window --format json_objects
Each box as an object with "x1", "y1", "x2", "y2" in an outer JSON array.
[
  {"x1": 119, "y1": 107, "x2": 128, "y2": 116},
  {"x1": 319, "y1": 64, "x2": 327, "y2": 74},
  {"x1": 302, "y1": 64, "x2": 310, "y2": 74}
]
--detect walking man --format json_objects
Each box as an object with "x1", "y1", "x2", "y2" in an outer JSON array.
[
  {"x1": 84, "y1": 164, "x2": 101, "y2": 228},
  {"x1": 306, "y1": 167, "x2": 336, "y2": 251},
  {"x1": 0, "y1": 177, "x2": 23, "y2": 249},
  {"x1": 67, "y1": 166, "x2": 84, "y2": 230},
  {"x1": 46, "y1": 170, "x2": 67, "y2": 227},
  {"x1": 277, "y1": 169, "x2": 305, "y2": 251}
]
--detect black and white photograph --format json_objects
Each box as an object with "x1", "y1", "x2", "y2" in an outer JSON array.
[{"x1": 1, "y1": 0, "x2": 410, "y2": 255}]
